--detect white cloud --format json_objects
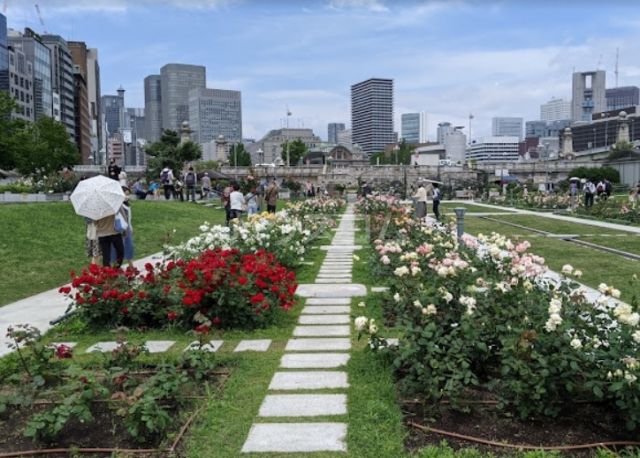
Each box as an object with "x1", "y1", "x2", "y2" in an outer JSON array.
[{"x1": 327, "y1": 0, "x2": 389, "y2": 13}]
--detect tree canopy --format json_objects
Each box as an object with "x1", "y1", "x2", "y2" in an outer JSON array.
[
  {"x1": 568, "y1": 166, "x2": 620, "y2": 183},
  {"x1": 369, "y1": 140, "x2": 414, "y2": 165},
  {"x1": 0, "y1": 91, "x2": 79, "y2": 178},
  {"x1": 281, "y1": 139, "x2": 308, "y2": 166},
  {"x1": 145, "y1": 129, "x2": 202, "y2": 177},
  {"x1": 229, "y1": 143, "x2": 252, "y2": 166}
]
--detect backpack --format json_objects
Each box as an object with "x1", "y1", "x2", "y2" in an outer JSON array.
[
  {"x1": 185, "y1": 172, "x2": 195, "y2": 186},
  {"x1": 161, "y1": 170, "x2": 170, "y2": 184},
  {"x1": 597, "y1": 183, "x2": 604, "y2": 192}
]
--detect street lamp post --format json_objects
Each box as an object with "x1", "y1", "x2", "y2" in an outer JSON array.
[{"x1": 542, "y1": 142, "x2": 549, "y2": 190}]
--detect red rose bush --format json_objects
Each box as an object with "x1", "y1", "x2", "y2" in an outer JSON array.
[{"x1": 60, "y1": 248, "x2": 297, "y2": 330}]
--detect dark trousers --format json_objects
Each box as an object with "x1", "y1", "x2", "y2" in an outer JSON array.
[
  {"x1": 99, "y1": 234, "x2": 124, "y2": 267},
  {"x1": 186, "y1": 186, "x2": 196, "y2": 201},
  {"x1": 585, "y1": 192, "x2": 594, "y2": 208},
  {"x1": 225, "y1": 205, "x2": 231, "y2": 224},
  {"x1": 267, "y1": 204, "x2": 276, "y2": 213},
  {"x1": 163, "y1": 184, "x2": 173, "y2": 200},
  {"x1": 433, "y1": 200, "x2": 440, "y2": 220}
]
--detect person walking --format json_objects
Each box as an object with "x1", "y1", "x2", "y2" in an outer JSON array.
[
  {"x1": 584, "y1": 179, "x2": 596, "y2": 209},
  {"x1": 160, "y1": 165, "x2": 175, "y2": 200},
  {"x1": 412, "y1": 183, "x2": 427, "y2": 220},
  {"x1": 201, "y1": 172, "x2": 212, "y2": 200},
  {"x1": 107, "y1": 158, "x2": 121, "y2": 181},
  {"x1": 95, "y1": 211, "x2": 125, "y2": 267},
  {"x1": 265, "y1": 179, "x2": 279, "y2": 213},
  {"x1": 118, "y1": 168, "x2": 128, "y2": 188},
  {"x1": 256, "y1": 179, "x2": 266, "y2": 212},
  {"x1": 85, "y1": 218, "x2": 100, "y2": 265},
  {"x1": 245, "y1": 187, "x2": 259, "y2": 215},
  {"x1": 432, "y1": 183, "x2": 442, "y2": 221},
  {"x1": 229, "y1": 183, "x2": 245, "y2": 221},
  {"x1": 111, "y1": 189, "x2": 135, "y2": 268},
  {"x1": 183, "y1": 166, "x2": 197, "y2": 202},
  {"x1": 223, "y1": 182, "x2": 234, "y2": 224}
]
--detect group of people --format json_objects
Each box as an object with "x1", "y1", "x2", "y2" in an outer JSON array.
[
  {"x1": 412, "y1": 182, "x2": 441, "y2": 221},
  {"x1": 578, "y1": 178, "x2": 613, "y2": 209},
  {"x1": 158, "y1": 165, "x2": 212, "y2": 202},
  {"x1": 222, "y1": 178, "x2": 279, "y2": 224}
]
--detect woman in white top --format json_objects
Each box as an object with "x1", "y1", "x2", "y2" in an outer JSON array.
[
  {"x1": 229, "y1": 183, "x2": 245, "y2": 220},
  {"x1": 118, "y1": 169, "x2": 128, "y2": 188},
  {"x1": 412, "y1": 183, "x2": 427, "y2": 219}
]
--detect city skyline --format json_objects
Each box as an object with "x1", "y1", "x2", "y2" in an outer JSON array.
[{"x1": 5, "y1": 0, "x2": 640, "y2": 141}]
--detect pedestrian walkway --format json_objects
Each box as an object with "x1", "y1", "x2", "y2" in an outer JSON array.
[
  {"x1": 455, "y1": 200, "x2": 640, "y2": 234},
  {"x1": 241, "y1": 205, "x2": 364, "y2": 454},
  {"x1": 0, "y1": 252, "x2": 163, "y2": 357}
]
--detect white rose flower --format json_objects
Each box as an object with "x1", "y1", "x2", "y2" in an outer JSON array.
[
  {"x1": 598, "y1": 283, "x2": 609, "y2": 294},
  {"x1": 368, "y1": 322, "x2": 378, "y2": 335},
  {"x1": 354, "y1": 316, "x2": 368, "y2": 331},
  {"x1": 358, "y1": 301, "x2": 366, "y2": 308},
  {"x1": 611, "y1": 288, "x2": 621, "y2": 299},
  {"x1": 632, "y1": 330, "x2": 640, "y2": 343},
  {"x1": 425, "y1": 304, "x2": 437, "y2": 315},
  {"x1": 573, "y1": 269, "x2": 583, "y2": 278},
  {"x1": 413, "y1": 299, "x2": 422, "y2": 308},
  {"x1": 393, "y1": 292, "x2": 401, "y2": 303},
  {"x1": 561, "y1": 264, "x2": 574, "y2": 275},
  {"x1": 570, "y1": 338, "x2": 582, "y2": 349}
]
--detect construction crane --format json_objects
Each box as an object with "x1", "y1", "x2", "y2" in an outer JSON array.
[{"x1": 34, "y1": 3, "x2": 47, "y2": 33}]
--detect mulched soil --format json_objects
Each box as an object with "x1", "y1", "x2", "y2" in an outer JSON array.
[
  {"x1": 403, "y1": 399, "x2": 639, "y2": 457},
  {"x1": 0, "y1": 403, "x2": 180, "y2": 457}
]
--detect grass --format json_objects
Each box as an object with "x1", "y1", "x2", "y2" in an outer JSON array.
[
  {"x1": 463, "y1": 216, "x2": 640, "y2": 302},
  {"x1": 578, "y1": 234, "x2": 640, "y2": 256},
  {"x1": 0, "y1": 200, "x2": 225, "y2": 307},
  {"x1": 492, "y1": 214, "x2": 631, "y2": 235},
  {"x1": 439, "y1": 202, "x2": 515, "y2": 214}
]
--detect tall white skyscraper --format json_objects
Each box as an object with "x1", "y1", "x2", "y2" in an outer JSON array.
[
  {"x1": 540, "y1": 98, "x2": 571, "y2": 122},
  {"x1": 491, "y1": 117, "x2": 523, "y2": 140},
  {"x1": 571, "y1": 70, "x2": 606, "y2": 121}
]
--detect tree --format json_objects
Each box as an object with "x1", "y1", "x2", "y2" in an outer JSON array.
[
  {"x1": 145, "y1": 129, "x2": 202, "y2": 177},
  {"x1": 281, "y1": 139, "x2": 308, "y2": 166},
  {"x1": 15, "y1": 116, "x2": 79, "y2": 179},
  {"x1": 0, "y1": 92, "x2": 26, "y2": 171},
  {"x1": 195, "y1": 160, "x2": 221, "y2": 172},
  {"x1": 608, "y1": 140, "x2": 636, "y2": 161},
  {"x1": 229, "y1": 143, "x2": 252, "y2": 166},
  {"x1": 369, "y1": 139, "x2": 414, "y2": 165},
  {"x1": 568, "y1": 166, "x2": 620, "y2": 183}
]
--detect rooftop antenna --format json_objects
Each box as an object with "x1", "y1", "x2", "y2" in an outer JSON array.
[
  {"x1": 615, "y1": 47, "x2": 619, "y2": 88},
  {"x1": 596, "y1": 53, "x2": 602, "y2": 70},
  {"x1": 285, "y1": 106, "x2": 291, "y2": 129}
]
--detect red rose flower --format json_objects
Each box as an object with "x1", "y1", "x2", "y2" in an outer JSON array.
[
  {"x1": 212, "y1": 316, "x2": 222, "y2": 326},
  {"x1": 194, "y1": 324, "x2": 210, "y2": 334},
  {"x1": 251, "y1": 292, "x2": 265, "y2": 304},
  {"x1": 167, "y1": 311, "x2": 178, "y2": 321},
  {"x1": 120, "y1": 307, "x2": 129, "y2": 315},
  {"x1": 138, "y1": 291, "x2": 147, "y2": 299},
  {"x1": 55, "y1": 344, "x2": 73, "y2": 359},
  {"x1": 238, "y1": 276, "x2": 248, "y2": 285}
]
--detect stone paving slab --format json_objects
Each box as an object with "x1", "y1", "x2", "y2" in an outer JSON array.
[
  {"x1": 234, "y1": 339, "x2": 271, "y2": 352},
  {"x1": 321, "y1": 245, "x2": 362, "y2": 251},
  {"x1": 297, "y1": 283, "x2": 366, "y2": 298},
  {"x1": 315, "y1": 278, "x2": 352, "y2": 284},
  {"x1": 184, "y1": 340, "x2": 223, "y2": 352},
  {"x1": 317, "y1": 273, "x2": 352, "y2": 278},
  {"x1": 285, "y1": 338, "x2": 351, "y2": 351},
  {"x1": 280, "y1": 353, "x2": 351, "y2": 368},
  {"x1": 301, "y1": 305, "x2": 351, "y2": 314},
  {"x1": 241, "y1": 422, "x2": 347, "y2": 453},
  {"x1": 144, "y1": 340, "x2": 176, "y2": 353},
  {"x1": 371, "y1": 286, "x2": 389, "y2": 292},
  {"x1": 299, "y1": 314, "x2": 350, "y2": 324},
  {"x1": 306, "y1": 298, "x2": 351, "y2": 305},
  {"x1": 259, "y1": 394, "x2": 347, "y2": 417},
  {"x1": 269, "y1": 371, "x2": 349, "y2": 390},
  {"x1": 293, "y1": 325, "x2": 350, "y2": 337},
  {"x1": 86, "y1": 341, "x2": 121, "y2": 353}
]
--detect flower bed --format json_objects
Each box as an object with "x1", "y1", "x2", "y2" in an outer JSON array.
[
  {"x1": 0, "y1": 325, "x2": 223, "y2": 453},
  {"x1": 60, "y1": 248, "x2": 297, "y2": 330},
  {"x1": 355, "y1": 196, "x2": 640, "y2": 435}
]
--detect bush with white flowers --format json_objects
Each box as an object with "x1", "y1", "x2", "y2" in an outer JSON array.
[{"x1": 357, "y1": 194, "x2": 640, "y2": 431}]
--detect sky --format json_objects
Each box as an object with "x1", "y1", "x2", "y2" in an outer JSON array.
[{"x1": 5, "y1": 0, "x2": 640, "y2": 142}]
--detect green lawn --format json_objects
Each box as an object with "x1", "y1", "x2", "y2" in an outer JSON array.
[
  {"x1": 464, "y1": 216, "x2": 640, "y2": 302},
  {"x1": 0, "y1": 201, "x2": 224, "y2": 306},
  {"x1": 493, "y1": 214, "x2": 630, "y2": 235},
  {"x1": 439, "y1": 202, "x2": 514, "y2": 214}
]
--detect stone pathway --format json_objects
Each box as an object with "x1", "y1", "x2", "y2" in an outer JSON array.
[{"x1": 241, "y1": 205, "x2": 364, "y2": 454}]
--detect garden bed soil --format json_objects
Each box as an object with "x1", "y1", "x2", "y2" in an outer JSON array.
[{"x1": 403, "y1": 399, "x2": 639, "y2": 457}]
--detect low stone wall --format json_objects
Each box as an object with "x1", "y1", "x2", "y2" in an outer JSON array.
[{"x1": 0, "y1": 192, "x2": 69, "y2": 203}]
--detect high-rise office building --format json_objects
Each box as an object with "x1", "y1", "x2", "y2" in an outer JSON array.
[
  {"x1": 540, "y1": 97, "x2": 571, "y2": 122},
  {"x1": 0, "y1": 13, "x2": 8, "y2": 94},
  {"x1": 437, "y1": 122, "x2": 453, "y2": 144},
  {"x1": 7, "y1": 45, "x2": 34, "y2": 121},
  {"x1": 606, "y1": 86, "x2": 639, "y2": 110},
  {"x1": 466, "y1": 136, "x2": 520, "y2": 162},
  {"x1": 41, "y1": 35, "x2": 76, "y2": 138},
  {"x1": 525, "y1": 119, "x2": 571, "y2": 139},
  {"x1": 492, "y1": 117, "x2": 523, "y2": 140},
  {"x1": 9, "y1": 28, "x2": 53, "y2": 120},
  {"x1": 351, "y1": 77, "x2": 394, "y2": 157},
  {"x1": 72, "y1": 65, "x2": 91, "y2": 164},
  {"x1": 69, "y1": 42, "x2": 102, "y2": 162},
  {"x1": 401, "y1": 112, "x2": 427, "y2": 144},
  {"x1": 101, "y1": 87, "x2": 125, "y2": 135},
  {"x1": 160, "y1": 63, "x2": 206, "y2": 133},
  {"x1": 188, "y1": 87, "x2": 242, "y2": 144},
  {"x1": 571, "y1": 70, "x2": 606, "y2": 121},
  {"x1": 337, "y1": 128, "x2": 352, "y2": 146},
  {"x1": 144, "y1": 74, "x2": 162, "y2": 142},
  {"x1": 328, "y1": 122, "x2": 345, "y2": 144}
]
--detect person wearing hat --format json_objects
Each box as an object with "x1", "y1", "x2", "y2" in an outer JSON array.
[{"x1": 201, "y1": 172, "x2": 212, "y2": 200}]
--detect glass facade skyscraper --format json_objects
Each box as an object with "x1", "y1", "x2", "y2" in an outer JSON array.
[
  {"x1": 0, "y1": 14, "x2": 8, "y2": 94},
  {"x1": 328, "y1": 122, "x2": 345, "y2": 144},
  {"x1": 160, "y1": 63, "x2": 206, "y2": 132},
  {"x1": 351, "y1": 78, "x2": 394, "y2": 157},
  {"x1": 144, "y1": 74, "x2": 162, "y2": 142},
  {"x1": 188, "y1": 87, "x2": 242, "y2": 144}
]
